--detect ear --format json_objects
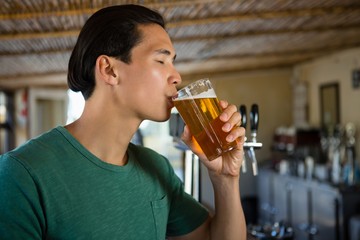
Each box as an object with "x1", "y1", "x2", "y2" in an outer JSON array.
[{"x1": 95, "y1": 55, "x2": 118, "y2": 85}]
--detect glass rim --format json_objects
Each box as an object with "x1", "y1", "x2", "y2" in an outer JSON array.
[{"x1": 174, "y1": 78, "x2": 212, "y2": 100}]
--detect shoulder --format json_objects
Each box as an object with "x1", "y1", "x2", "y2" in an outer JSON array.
[
  {"x1": 129, "y1": 143, "x2": 163, "y2": 157},
  {"x1": 128, "y1": 143, "x2": 177, "y2": 182},
  {"x1": 128, "y1": 143, "x2": 172, "y2": 169},
  {"x1": 1, "y1": 127, "x2": 67, "y2": 170}
]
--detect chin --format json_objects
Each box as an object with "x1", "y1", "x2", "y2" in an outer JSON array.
[
  {"x1": 153, "y1": 111, "x2": 171, "y2": 123},
  {"x1": 158, "y1": 115, "x2": 171, "y2": 122}
]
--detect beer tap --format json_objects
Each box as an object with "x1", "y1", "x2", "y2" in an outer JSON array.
[
  {"x1": 239, "y1": 105, "x2": 247, "y2": 173},
  {"x1": 243, "y1": 104, "x2": 262, "y2": 175},
  {"x1": 344, "y1": 123, "x2": 357, "y2": 185}
]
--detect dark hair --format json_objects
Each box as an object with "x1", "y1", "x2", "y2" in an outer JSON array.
[{"x1": 67, "y1": 4, "x2": 165, "y2": 99}]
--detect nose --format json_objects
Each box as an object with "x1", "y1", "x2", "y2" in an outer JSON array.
[{"x1": 170, "y1": 67, "x2": 182, "y2": 86}]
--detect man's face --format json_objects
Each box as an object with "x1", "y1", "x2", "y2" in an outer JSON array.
[{"x1": 114, "y1": 24, "x2": 182, "y2": 122}]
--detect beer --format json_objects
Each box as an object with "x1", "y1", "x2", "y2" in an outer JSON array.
[{"x1": 173, "y1": 96, "x2": 238, "y2": 160}]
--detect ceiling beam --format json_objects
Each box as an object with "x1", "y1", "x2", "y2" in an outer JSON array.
[
  {"x1": 0, "y1": 42, "x2": 357, "y2": 66},
  {"x1": 0, "y1": 73, "x2": 67, "y2": 90},
  {"x1": 1, "y1": 4, "x2": 359, "y2": 41},
  {"x1": 1, "y1": 5, "x2": 359, "y2": 24},
  {"x1": 0, "y1": 37, "x2": 359, "y2": 58},
  {"x1": 176, "y1": 43, "x2": 360, "y2": 63},
  {"x1": 174, "y1": 25, "x2": 360, "y2": 42},
  {"x1": 0, "y1": 4, "x2": 360, "y2": 21},
  {"x1": 0, "y1": 30, "x2": 80, "y2": 41},
  {"x1": 167, "y1": 6, "x2": 360, "y2": 27},
  {"x1": 0, "y1": 0, "x2": 221, "y2": 20},
  {"x1": 1, "y1": 22, "x2": 359, "y2": 42},
  {"x1": 0, "y1": 45, "x2": 357, "y2": 87}
]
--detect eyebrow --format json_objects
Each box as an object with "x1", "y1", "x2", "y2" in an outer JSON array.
[{"x1": 154, "y1": 48, "x2": 177, "y2": 62}]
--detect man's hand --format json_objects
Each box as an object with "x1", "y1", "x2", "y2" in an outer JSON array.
[{"x1": 181, "y1": 100, "x2": 246, "y2": 178}]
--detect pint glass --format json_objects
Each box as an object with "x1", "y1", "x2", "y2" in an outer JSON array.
[{"x1": 173, "y1": 78, "x2": 238, "y2": 160}]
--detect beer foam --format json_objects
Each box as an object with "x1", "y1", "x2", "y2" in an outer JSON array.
[{"x1": 175, "y1": 89, "x2": 216, "y2": 100}]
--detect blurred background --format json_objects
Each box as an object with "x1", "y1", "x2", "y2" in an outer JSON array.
[{"x1": 1, "y1": 1, "x2": 360, "y2": 239}]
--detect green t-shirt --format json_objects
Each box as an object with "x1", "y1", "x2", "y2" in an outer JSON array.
[{"x1": 0, "y1": 127, "x2": 208, "y2": 239}]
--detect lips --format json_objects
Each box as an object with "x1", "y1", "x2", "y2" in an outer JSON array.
[
  {"x1": 166, "y1": 97, "x2": 173, "y2": 108},
  {"x1": 172, "y1": 93, "x2": 179, "y2": 99}
]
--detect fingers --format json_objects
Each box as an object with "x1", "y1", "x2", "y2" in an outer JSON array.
[
  {"x1": 228, "y1": 126, "x2": 246, "y2": 144},
  {"x1": 181, "y1": 125, "x2": 207, "y2": 159},
  {"x1": 183, "y1": 100, "x2": 246, "y2": 154},
  {"x1": 219, "y1": 101, "x2": 245, "y2": 143},
  {"x1": 181, "y1": 125, "x2": 196, "y2": 147},
  {"x1": 219, "y1": 100, "x2": 229, "y2": 109},
  {"x1": 181, "y1": 125, "x2": 191, "y2": 141},
  {"x1": 220, "y1": 104, "x2": 240, "y2": 124}
]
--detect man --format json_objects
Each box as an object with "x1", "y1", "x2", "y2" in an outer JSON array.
[{"x1": 0, "y1": 4, "x2": 246, "y2": 239}]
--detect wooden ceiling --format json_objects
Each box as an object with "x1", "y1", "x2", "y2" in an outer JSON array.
[{"x1": 1, "y1": 0, "x2": 360, "y2": 89}]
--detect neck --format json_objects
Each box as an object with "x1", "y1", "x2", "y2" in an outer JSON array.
[{"x1": 65, "y1": 108, "x2": 140, "y2": 166}]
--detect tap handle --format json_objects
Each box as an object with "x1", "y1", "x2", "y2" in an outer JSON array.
[
  {"x1": 250, "y1": 104, "x2": 259, "y2": 133},
  {"x1": 239, "y1": 105, "x2": 247, "y2": 129}
]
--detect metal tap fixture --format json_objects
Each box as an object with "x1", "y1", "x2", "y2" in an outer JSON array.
[
  {"x1": 344, "y1": 122, "x2": 357, "y2": 185},
  {"x1": 239, "y1": 105, "x2": 248, "y2": 173},
  {"x1": 241, "y1": 104, "x2": 263, "y2": 176}
]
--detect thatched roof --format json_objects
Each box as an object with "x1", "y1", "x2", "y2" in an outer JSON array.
[{"x1": 1, "y1": 0, "x2": 360, "y2": 89}]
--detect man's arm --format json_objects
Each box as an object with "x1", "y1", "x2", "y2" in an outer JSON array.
[
  {"x1": 171, "y1": 100, "x2": 247, "y2": 240},
  {"x1": 0, "y1": 156, "x2": 43, "y2": 239},
  {"x1": 208, "y1": 171, "x2": 246, "y2": 240},
  {"x1": 169, "y1": 175, "x2": 245, "y2": 240}
]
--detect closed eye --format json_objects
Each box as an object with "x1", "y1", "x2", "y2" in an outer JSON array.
[{"x1": 154, "y1": 48, "x2": 176, "y2": 64}]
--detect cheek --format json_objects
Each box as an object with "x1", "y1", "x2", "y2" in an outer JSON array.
[
  {"x1": 143, "y1": 66, "x2": 164, "y2": 81},
  {"x1": 122, "y1": 64, "x2": 166, "y2": 101},
  {"x1": 133, "y1": 67, "x2": 160, "y2": 84},
  {"x1": 139, "y1": 70, "x2": 167, "y2": 94}
]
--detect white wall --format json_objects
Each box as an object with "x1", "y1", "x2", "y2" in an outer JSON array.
[{"x1": 295, "y1": 47, "x2": 360, "y2": 157}]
